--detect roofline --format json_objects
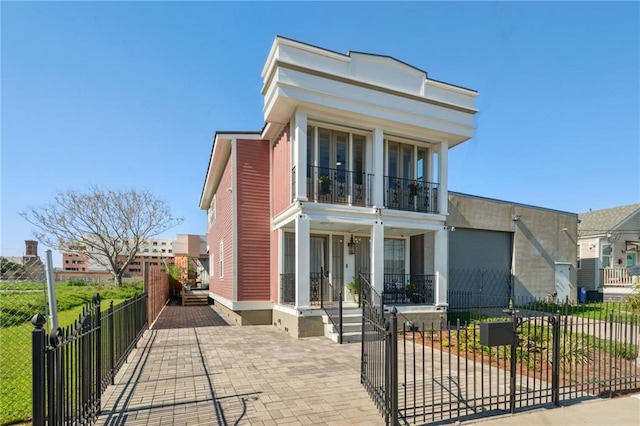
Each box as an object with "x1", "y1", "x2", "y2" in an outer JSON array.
[
  {"x1": 273, "y1": 35, "x2": 478, "y2": 94},
  {"x1": 199, "y1": 131, "x2": 264, "y2": 209},
  {"x1": 448, "y1": 191, "x2": 578, "y2": 217}
]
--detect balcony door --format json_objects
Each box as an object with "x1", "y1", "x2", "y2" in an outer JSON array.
[{"x1": 306, "y1": 126, "x2": 368, "y2": 205}]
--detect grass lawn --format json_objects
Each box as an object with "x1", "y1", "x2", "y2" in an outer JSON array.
[{"x1": 0, "y1": 281, "x2": 142, "y2": 425}]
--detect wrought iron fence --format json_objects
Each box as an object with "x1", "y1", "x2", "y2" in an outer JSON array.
[
  {"x1": 360, "y1": 275, "x2": 398, "y2": 425},
  {"x1": 384, "y1": 176, "x2": 439, "y2": 214},
  {"x1": 31, "y1": 292, "x2": 148, "y2": 425},
  {"x1": 361, "y1": 290, "x2": 640, "y2": 425},
  {"x1": 319, "y1": 269, "x2": 343, "y2": 344}
]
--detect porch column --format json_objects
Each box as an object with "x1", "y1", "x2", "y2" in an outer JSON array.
[
  {"x1": 437, "y1": 141, "x2": 448, "y2": 215},
  {"x1": 371, "y1": 220, "x2": 385, "y2": 295},
  {"x1": 434, "y1": 228, "x2": 448, "y2": 307},
  {"x1": 372, "y1": 128, "x2": 384, "y2": 207},
  {"x1": 294, "y1": 109, "x2": 308, "y2": 201},
  {"x1": 295, "y1": 214, "x2": 310, "y2": 308}
]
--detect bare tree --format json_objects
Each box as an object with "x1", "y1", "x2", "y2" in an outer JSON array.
[{"x1": 21, "y1": 187, "x2": 183, "y2": 287}]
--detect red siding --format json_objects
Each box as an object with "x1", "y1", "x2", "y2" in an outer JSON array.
[
  {"x1": 237, "y1": 139, "x2": 271, "y2": 301},
  {"x1": 208, "y1": 157, "x2": 234, "y2": 301},
  {"x1": 271, "y1": 125, "x2": 291, "y2": 217}
]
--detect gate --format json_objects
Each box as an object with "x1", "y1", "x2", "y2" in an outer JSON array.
[
  {"x1": 398, "y1": 298, "x2": 640, "y2": 424},
  {"x1": 359, "y1": 274, "x2": 399, "y2": 425},
  {"x1": 362, "y1": 292, "x2": 640, "y2": 425}
]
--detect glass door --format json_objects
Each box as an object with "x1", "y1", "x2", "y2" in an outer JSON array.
[{"x1": 310, "y1": 236, "x2": 328, "y2": 304}]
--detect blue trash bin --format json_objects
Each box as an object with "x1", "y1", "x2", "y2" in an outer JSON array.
[{"x1": 578, "y1": 287, "x2": 587, "y2": 304}]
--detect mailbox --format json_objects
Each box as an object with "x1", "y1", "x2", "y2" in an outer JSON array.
[{"x1": 479, "y1": 321, "x2": 513, "y2": 347}]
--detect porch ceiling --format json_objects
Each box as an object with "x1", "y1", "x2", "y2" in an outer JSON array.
[{"x1": 278, "y1": 220, "x2": 432, "y2": 237}]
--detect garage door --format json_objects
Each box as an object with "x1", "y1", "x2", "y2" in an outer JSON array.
[{"x1": 448, "y1": 229, "x2": 513, "y2": 306}]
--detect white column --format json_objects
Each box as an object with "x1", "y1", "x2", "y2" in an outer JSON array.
[
  {"x1": 372, "y1": 128, "x2": 384, "y2": 207},
  {"x1": 371, "y1": 221, "x2": 385, "y2": 295},
  {"x1": 294, "y1": 109, "x2": 308, "y2": 201},
  {"x1": 434, "y1": 228, "x2": 448, "y2": 307},
  {"x1": 437, "y1": 141, "x2": 448, "y2": 215},
  {"x1": 295, "y1": 214, "x2": 310, "y2": 308}
]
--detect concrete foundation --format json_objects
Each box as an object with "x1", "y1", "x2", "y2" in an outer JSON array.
[{"x1": 212, "y1": 301, "x2": 272, "y2": 326}]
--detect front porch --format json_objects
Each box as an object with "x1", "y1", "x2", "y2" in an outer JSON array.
[
  {"x1": 600, "y1": 267, "x2": 637, "y2": 286},
  {"x1": 279, "y1": 272, "x2": 436, "y2": 307}
]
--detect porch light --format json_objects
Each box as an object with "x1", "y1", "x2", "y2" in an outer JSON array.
[{"x1": 348, "y1": 235, "x2": 356, "y2": 255}]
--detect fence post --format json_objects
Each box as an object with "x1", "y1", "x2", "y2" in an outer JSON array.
[
  {"x1": 388, "y1": 307, "x2": 399, "y2": 426},
  {"x1": 94, "y1": 293, "x2": 101, "y2": 415},
  {"x1": 31, "y1": 314, "x2": 47, "y2": 426},
  {"x1": 338, "y1": 292, "x2": 343, "y2": 344},
  {"x1": 109, "y1": 301, "x2": 115, "y2": 384},
  {"x1": 552, "y1": 311, "x2": 561, "y2": 406},
  {"x1": 509, "y1": 302, "x2": 518, "y2": 414}
]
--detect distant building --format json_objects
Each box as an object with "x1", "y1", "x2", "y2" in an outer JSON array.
[
  {"x1": 58, "y1": 235, "x2": 207, "y2": 281},
  {"x1": 0, "y1": 240, "x2": 45, "y2": 281}
]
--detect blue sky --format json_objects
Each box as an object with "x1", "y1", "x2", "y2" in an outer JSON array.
[{"x1": 1, "y1": 1, "x2": 639, "y2": 264}]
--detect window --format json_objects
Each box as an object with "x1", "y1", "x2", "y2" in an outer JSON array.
[
  {"x1": 601, "y1": 244, "x2": 612, "y2": 268},
  {"x1": 208, "y1": 196, "x2": 217, "y2": 224},
  {"x1": 577, "y1": 244, "x2": 581, "y2": 269},
  {"x1": 384, "y1": 239, "x2": 405, "y2": 275},
  {"x1": 219, "y1": 241, "x2": 224, "y2": 278},
  {"x1": 209, "y1": 252, "x2": 214, "y2": 277}
]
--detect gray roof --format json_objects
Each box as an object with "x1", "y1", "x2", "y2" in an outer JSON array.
[{"x1": 578, "y1": 204, "x2": 640, "y2": 236}]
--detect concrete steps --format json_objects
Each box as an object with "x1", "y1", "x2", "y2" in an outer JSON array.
[{"x1": 322, "y1": 308, "x2": 363, "y2": 343}]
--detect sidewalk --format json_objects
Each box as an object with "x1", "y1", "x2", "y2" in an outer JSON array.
[
  {"x1": 97, "y1": 303, "x2": 383, "y2": 425},
  {"x1": 469, "y1": 393, "x2": 640, "y2": 426},
  {"x1": 97, "y1": 303, "x2": 640, "y2": 425}
]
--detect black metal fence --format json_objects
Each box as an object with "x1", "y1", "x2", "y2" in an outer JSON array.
[
  {"x1": 384, "y1": 176, "x2": 439, "y2": 214},
  {"x1": 279, "y1": 273, "x2": 295, "y2": 305},
  {"x1": 362, "y1": 292, "x2": 640, "y2": 425},
  {"x1": 32, "y1": 292, "x2": 148, "y2": 425},
  {"x1": 360, "y1": 275, "x2": 399, "y2": 425}
]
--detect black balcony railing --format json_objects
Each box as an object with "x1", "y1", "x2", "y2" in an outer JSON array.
[
  {"x1": 383, "y1": 273, "x2": 435, "y2": 305},
  {"x1": 384, "y1": 176, "x2": 439, "y2": 213},
  {"x1": 307, "y1": 165, "x2": 368, "y2": 206}
]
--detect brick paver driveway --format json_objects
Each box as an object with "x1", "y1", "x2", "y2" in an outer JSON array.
[{"x1": 97, "y1": 303, "x2": 383, "y2": 425}]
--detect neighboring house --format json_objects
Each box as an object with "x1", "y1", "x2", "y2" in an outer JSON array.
[
  {"x1": 172, "y1": 234, "x2": 209, "y2": 288},
  {"x1": 577, "y1": 204, "x2": 640, "y2": 301}
]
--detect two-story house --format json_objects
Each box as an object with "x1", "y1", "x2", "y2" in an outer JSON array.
[{"x1": 200, "y1": 36, "x2": 478, "y2": 337}]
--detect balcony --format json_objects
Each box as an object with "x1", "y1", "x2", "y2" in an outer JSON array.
[
  {"x1": 384, "y1": 176, "x2": 439, "y2": 214},
  {"x1": 306, "y1": 165, "x2": 370, "y2": 206}
]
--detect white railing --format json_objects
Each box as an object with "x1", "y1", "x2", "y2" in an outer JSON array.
[{"x1": 600, "y1": 267, "x2": 633, "y2": 286}]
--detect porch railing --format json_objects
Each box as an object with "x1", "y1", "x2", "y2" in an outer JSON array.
[
  {"x1": 384, "y1": 176, "x2": 438, "y2": 214},
  {"x1": 383, "y1": 274, "x2": 435, "y2": 305},
  {"x1": 600, "y1": 267, "x2": 633, "y2": 286},
  {"x1": 307, "y1": 165, "x2": 369, "y2": 206}
]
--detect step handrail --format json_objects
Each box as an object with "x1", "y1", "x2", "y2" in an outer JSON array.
[{"x1": 319, "y1": 267, "x2": 343, "y2": 344}]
